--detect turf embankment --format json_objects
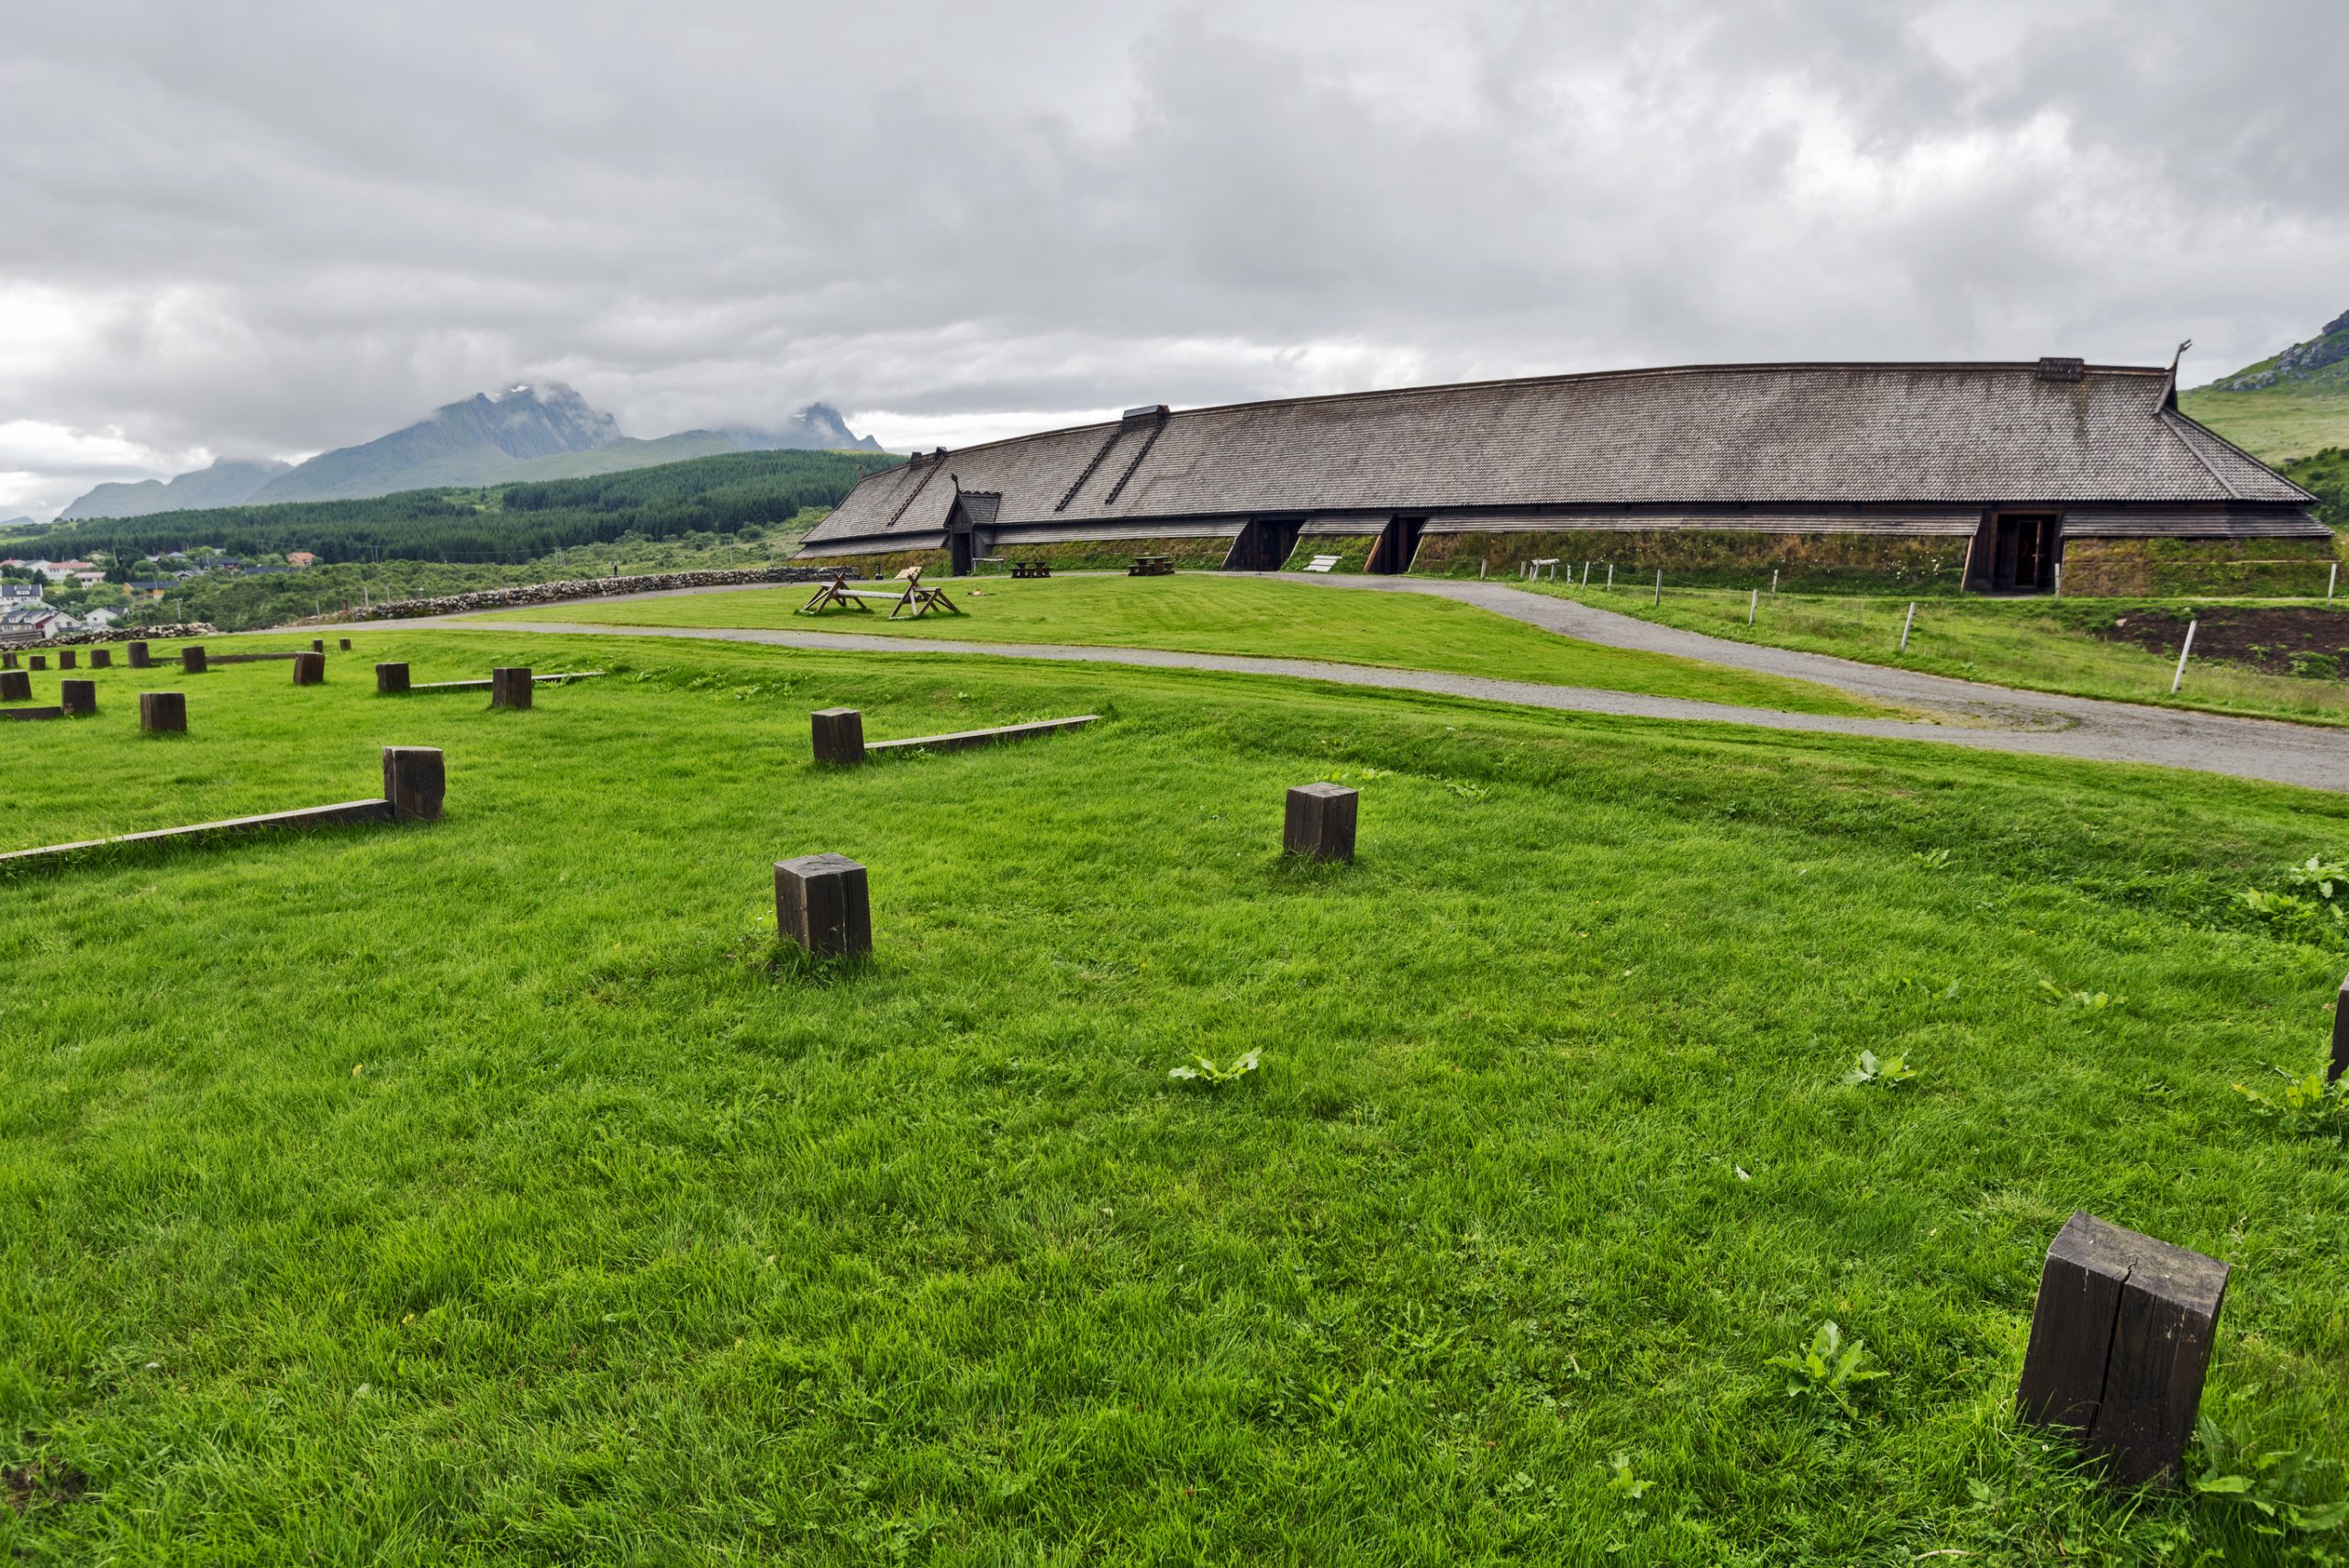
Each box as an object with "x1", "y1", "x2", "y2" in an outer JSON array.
[
  {"x1": 478, "y1": 573, "x2": 1890, "y2": 718},
  {"x1": 3, "y1": 631, "x2": 2346, "y2": 1562},
  {"x1": 1519, "y1": 581, "x2": 2349, "y2": 728}
]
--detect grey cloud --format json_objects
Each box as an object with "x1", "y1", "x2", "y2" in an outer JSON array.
[{"x1": 0, "y1": 0, "x2": 2340, "y2": 515}]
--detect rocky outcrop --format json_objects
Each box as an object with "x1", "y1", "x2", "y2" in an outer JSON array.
[
  {"x1": 329, "y1": 565, "x2": 834, "y2": 623},
  {"x1": 2212, "y1": 307, "x2": 2349, "y2": 391}
]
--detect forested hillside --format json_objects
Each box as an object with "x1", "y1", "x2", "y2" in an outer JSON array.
[{"x1": 17, "y1": 448, "x2": 901, "y2": 565}]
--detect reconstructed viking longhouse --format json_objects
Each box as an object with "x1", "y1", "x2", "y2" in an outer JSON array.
[{"x1": 796, "y1": 360, "x2": 2327, "y2": 595}]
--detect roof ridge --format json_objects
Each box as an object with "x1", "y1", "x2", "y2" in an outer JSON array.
[{"x1": 870, "y1": 361, "x2": 2176, "y2": 467}]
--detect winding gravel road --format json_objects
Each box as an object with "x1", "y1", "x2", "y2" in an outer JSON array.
[{"x1": 407, "y1": 575, "x2": 2349, "y2": 794}]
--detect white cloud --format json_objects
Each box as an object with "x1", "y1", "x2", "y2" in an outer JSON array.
[{"x1": 0, "y1": 0, "x2": 2341, "y2": 517}]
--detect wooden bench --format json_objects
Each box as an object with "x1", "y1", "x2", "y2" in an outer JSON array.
[
  {"x1": 1010, "y1": 561, "x2": 1052, "y2": 579},
  {"x1": 1527, "y1": 557, "x2": 1562, "y2": 581},
  {"x1": 1130, "y1": 555, "x2": 1174, "y2": 577},
  {"x1": 797, "y1": 569, "x2": 963, "y2": 619}
]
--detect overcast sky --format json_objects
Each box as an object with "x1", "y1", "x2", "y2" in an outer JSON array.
[{"x1": 1, "y1": 0, "x2": 2342, "y2": 517}]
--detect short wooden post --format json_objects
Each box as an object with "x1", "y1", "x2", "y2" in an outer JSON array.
[
  {"x1": 28, "y1": 655, "x2": 45, "y2": 671},
  {"x1": 0, "y1": 670, "x2": 29, "y2": 702},
  {"x1": 1748, "y1": 588, "x2": 1757, "y2": 626},
  {"x1": 376, "y1": 662, "x2": 411, "y2": 695},
  {"x1": 811, "y1": 707, "x2": 866, "y2": 765},
  {"x1": 1653, "y1": 569, "x2": 1662, "y2": 606},
  {"x1": 312, "y1": 639, "x2": 325, "y2": 652},
  {"x1": 182, "y1": 645, "x2": 207, "y2": 673},
  {"x1": 59, "y1": 679, "x2": 96, "y2": 717},
  {"x1": 2170, "y1": 620, "x2": 2196, "y2": 695},
  {"x1": 382, "y1": 746, "x2": 446, "y2": 823},
  {"x1": 490, "y1": 667, "x2": 533, "y2": 710},
  {"x1": 2017, "y1": 1211, "x2": 2228, "y2": 1487},
  {"x1": 2331, "y1": 971, "x2": 2349, "y2": 1084},
  {"x1": 293, "y1": 651, "x2": 326, "y2": 685},
  {"x1": 774, "y1": 852, "x2": 873, "y2": 958},
  {"x1": 0, "y1": 650, "x2": 14, "y2": 667},
  {"x1": 340, "y1": 638, "x2": 352, "y2": 651},
  {"x1": 90, "y1": 648, "x2": 112, "y2": 668},
  {"x1": 1899, "y1": 601, "x2": 1917, "y2": 651},
  {"x1": 59, "y1": 649, "x2": 76, "y2": 670},
  {"x1": 139, "y1": 691, "x2": 188, "y2": 733},
  {"x1": 1285, "y1": 783, "x2": 1359, "y2": 862},
  {"x1": 128, "y1": 640, "x2": 150, "y2": 668}
]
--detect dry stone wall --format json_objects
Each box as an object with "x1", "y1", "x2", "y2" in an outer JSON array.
[{"x1": 328, "y1": 565, "x2": 834, "y2": 623}]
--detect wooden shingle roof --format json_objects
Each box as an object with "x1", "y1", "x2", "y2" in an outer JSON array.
[{"x1": 804, "y1": 361, "x2": 2314, "y2": 549}]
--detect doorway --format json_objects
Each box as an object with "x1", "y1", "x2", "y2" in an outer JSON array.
[
  {"x1": 1365, "y1": 517, "x2": 1427, "y2": 575},
  {"x1": 947, "y1": 528, "x2": 974, "y2": 576},
  {"x1": 1983, "y1": 514, "x2": 2058, "y2": 593},
  {"x1": 1224, "y1": 517, "x2": 1305, "y2": 572}
]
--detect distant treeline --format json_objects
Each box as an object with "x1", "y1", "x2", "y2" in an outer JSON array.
[{"x1": 22, "y1": 448, "x2": 902, "y2": 564}]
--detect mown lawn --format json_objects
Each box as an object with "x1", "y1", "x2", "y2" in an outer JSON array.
[
  {"x1": 3, "y1": 632, "x2": 2346, "y2": 1564},
  {"x1": 478, "y1": 573, "x2": 1888, "y2": 717},
  {"x1": 1520, "y1": 582, "x2": 2349, "y2": 728}
]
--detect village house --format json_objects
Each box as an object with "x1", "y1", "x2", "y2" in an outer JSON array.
[{"x1": 796, "y1": 358, "x2": 2324, "y2": 595}]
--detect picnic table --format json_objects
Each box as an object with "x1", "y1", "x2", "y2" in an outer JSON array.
[
  {"x1": 797, "y1": 568, "x2": 964, "y2": 619},
  {"x1": 1010, "y1": 561, "x2": 1052, "y2": 579},
  {"x1": 1130, "y1": 555, "x2": 1174, "y2": 576}
]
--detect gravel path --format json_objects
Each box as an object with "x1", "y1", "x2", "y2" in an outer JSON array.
[{"x1": 402, "y1": 580, "x2": 2349, "y2": 794}]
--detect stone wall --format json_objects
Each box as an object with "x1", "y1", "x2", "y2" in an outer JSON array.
[
  {"x1": 41, "y1": 622, "x2": 218, "y2": 647},
  {"x1": 334, "y1": 565, "x2": 835, "y2": 623}
]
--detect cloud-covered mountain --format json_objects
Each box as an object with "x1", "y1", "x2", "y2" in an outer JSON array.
[
  {"x1": 57, "y1": 386, "x2": 879, "y2": 516},
  {"x1": 250, "y1": 383, "x2": 623, "y2": 503},
  {"x1": 61, "y1": 457, "x2": 293, "y2": 520}
]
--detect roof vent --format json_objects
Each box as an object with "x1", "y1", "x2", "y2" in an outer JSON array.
[
  {"x1": 2035, "y1": 357, "x2": 2086, "y2": 383},
  {"x1": 1121, "y1": 404, "x2": 1169, "y2": 423}
]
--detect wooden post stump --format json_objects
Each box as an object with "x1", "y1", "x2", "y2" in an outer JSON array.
[
  {"x1": 382, "y1": 746, "x2": 446, "y2": 823},
  {"x1": 128, "y1": 640, "x2": 151, "y2": 668},
  {"x1": 293, "y1": 651, "x2": 326, "y2": 685},
  {"x1": 0, "y1": 670, "x2": 29, "y2": 702},
  {"x1": 811, "y1": 707, "x2": 866, "y2": 765},
  {"x1": 312, "y1": 639, "x2": 326, "y2": 652},
  {"x1": 2017, "y1": 1211, "x2": 2228, "y2": 1486},
  {"x1": 2331, "y1": 971, "x2": 2349, "y2": 1084},
  {"x1": 28, "y1": 655, "x2": 45, "y2": 671},
  {"x1": 774, "y1": 852, "x2": 873, "y2": 958},
  {"x1": 90, "y1": 648, "x2": 112, "y2": 668},
  {"x1": 59, "y1": 650, "x2": 75, "y2": 670},
  {"x1": 59, "y1": 679, "x2": 96, "y2": 717},
  {"x1": 490, "y1": 667, "x2": 533, "y2": 710},
  {"x1": 339, "y1": 638, "x2": 351, "y2": 651},
  {"x1": 376, "y1": 662, "x2": 411, "y2": 695},
  {"x1": 1, "y1": 650, "x2": 15, "y2": 668},
  {"x1": 182, "y1": 646, "x2": 206, "y2": 673},
  {"x1": 139, "y1": 691, "x2": 188, "y2": 733},
  {"x1": 1284, "y1": 783, "x2": 1359, "y2": 862}
]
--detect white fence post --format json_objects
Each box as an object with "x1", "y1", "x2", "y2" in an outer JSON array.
[
  {"x1": 1899, "y1": 601, "x2": 1916, "y2": 651},
  {"x1": 2172, "y1": 619, "x2": 2198, "y2": 695},
  {"x1": 1653, "y1": 569, "x2": 1662, "y2": 606},
  {"x1": 1749, "y1": 588, "x2": 1757, "y2": 626}
]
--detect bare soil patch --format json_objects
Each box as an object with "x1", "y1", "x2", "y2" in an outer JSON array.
[
  {"x1": 2088, "y1": 605, "x2": 2349, "y2": 678},
  {"x1": 5, "y1": 1453, "x2": 90, "y2": 1514}
]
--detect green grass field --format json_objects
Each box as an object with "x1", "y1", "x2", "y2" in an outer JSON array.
[
  {"x1": 2182, "y1": 386, "x2": 2349, "y2": 465},
  {"x1": 480, "y1": 573, "x2": 1889, "y2": 718},
  {"x1": 4, "y1": 633, "x2": 2347, "y2": 1562},
  {"x1": 1521, "y1": 583, "x2": 2349, "y2": 728}
]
